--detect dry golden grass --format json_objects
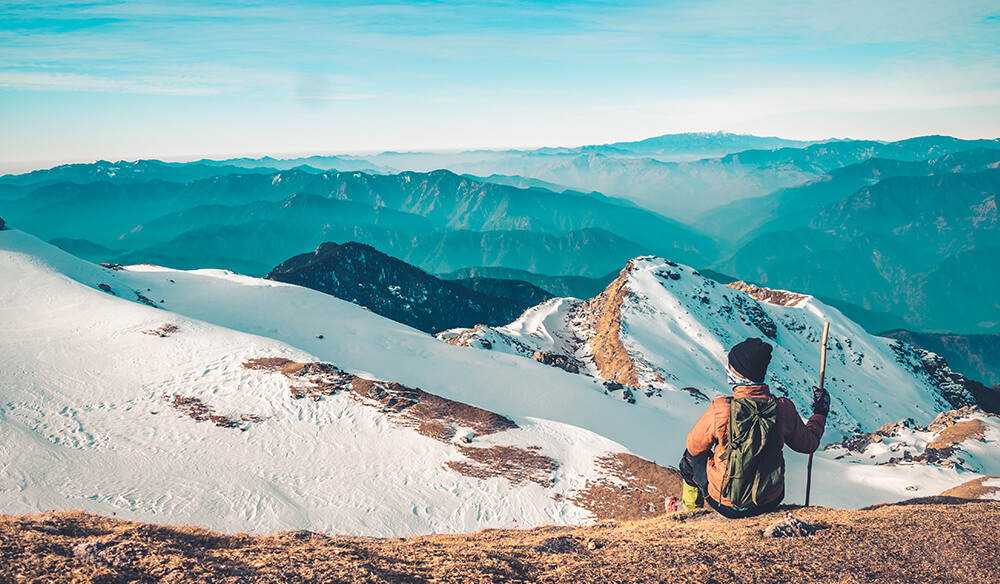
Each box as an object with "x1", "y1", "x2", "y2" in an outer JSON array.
[
  {"x1": 940, "y1": 476, "x2": 1000, "y2": 499},
  {"x1": 569, "y1": 453, "x2": 683, "y2": 521},
  {"x1": 926, "y1": 419, "x2": 989, "y2": 451},
  {"x1": 580, "y1": 264, "x2": 641, "y2": 387},
  {"x1": 4, "y1": 499, "x2": 999, "y2": 583}
]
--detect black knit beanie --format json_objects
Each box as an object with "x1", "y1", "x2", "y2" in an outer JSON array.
[{"x1": 728, "y1": 338, "x2": 772, "y2": 383}]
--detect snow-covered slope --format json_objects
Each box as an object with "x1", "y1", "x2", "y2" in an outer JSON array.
[
  {"x1": 2, "y1": 230, "x2": 997, "y2": 536},
  {"x1": 0, "y1": 229, "x2": 668, "y2": 536}
]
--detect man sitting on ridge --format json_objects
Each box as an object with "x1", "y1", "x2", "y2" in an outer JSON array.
[{"x1": 679, "y1": 337, "x2": 830, "y2": 518}]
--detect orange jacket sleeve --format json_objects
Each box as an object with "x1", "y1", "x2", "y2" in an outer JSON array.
[
  {"x1": 779, "y1": 398, "x2": 826, "y2": 454},
  {"x1": 686, "y1": 399, "x2": 720, "y2": 455}
]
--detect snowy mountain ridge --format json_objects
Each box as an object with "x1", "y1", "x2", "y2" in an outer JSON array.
[{"x1": 440, "y1": 255, "x2": 979, "y2": 439}]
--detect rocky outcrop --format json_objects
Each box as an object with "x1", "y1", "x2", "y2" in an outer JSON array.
[
  {"x1": 889, "y1": 340, "x2": 977, "y2": 411},
  {"x1": 0, "y1": 216, "x2": 5, "y2": 230},
  {"x1": 578, "y1": 261, "x2": 641, "y2": 386},
  {"x1": 531, "y1": 351, "x2": 581, "y2": 374},
  {"x1": 879, "y1": 329, "x2": 1000, "y2": 387},
  {"x1": 726, "y1": 281, "x2": 808, "y2": 307},
  {"x1": 832, "y1": 407, "x2": 996, "y2": 469}
]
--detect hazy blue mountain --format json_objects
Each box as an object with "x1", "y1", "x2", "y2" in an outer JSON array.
[
  {"x1": 440, "y1": 136, "x2": 1000, "y2": 221},
  {"x1": 7, "y1": 162, "x2": 702, "y2": 277},
  {"x1": 700, "y1": 148, "x2": 1000, "y2": 243},
  {"x1": 462, "y1": 173, "x2": 576, "y2": 193},
  {"x1": 401, "y1": 228, "x2": 651, "y2": 277},
  {"x1": 0, "y1": 159, "x2": 280, "y2": 188},
  {"x1": 716, "y1": 167, "x2": 1000, "y2": 332},
  {"x1": 809, "y1": 168, "x2": 1000, "y2": 258},
  {"x1": 193, "y1": 155, "x2": 388, "y2": 173},
  {"x1": 462, "y1": 173, "x2": 641, "y2": 208},
  {"x1": 266, "y1": 242, "x2": 534, "y2": 334},
  {"x1": 2, "y1": 171, "x2": 322, "y2": 247},
  {"x1": 48, "y1": 238, "x2": 124, "y2": 263},
  {"x1": 115, "y1": 224, "x2": 650, "y2": 279},
  {"x1": 111, "y1": 168, "x2": 714, "y2": 266},
  {"x1": 438, "y1": 266, "x2": 619, "y2": 300},
  {"x1": 120, "y1": 193, "x2": 440, "y2": 249},
  {"x1": 0, "y1": 185, "x2": 26, "y2": 200},
  {"x1": 603, "y1": 131, "x2": 819, "y2": 159}
]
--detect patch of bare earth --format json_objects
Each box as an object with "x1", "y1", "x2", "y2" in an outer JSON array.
[
  {"x1": 726, "y1": 281, "x2": 809, "y2": 307},
  {"x1": 162, "y1": 395, "x2": 265, "y2": 430},
  {"x1": 141, "y1": 323, "x2": 179, "y2": 337},
  {"x1": 926, "y1": 419, "x2": 989, "y2": 450},
  {"x1": 241, "y1": 358, "x2": 557, "y2": 487},
  {"x1": 941, "y1": 476, "x2": 1000, "y2": 499},
  {"x1": 5, "y1": 500, "x2": 1000, "y2": 583},
  {"x1": 569, "y1": 453, "x2": 683, "y2": 521},
  {"x1": 578, "y1": 262, "x2": 641, "y2": 386},
  {"x1": 446, "y1": 446, "x2": 560, "y2": 487}
]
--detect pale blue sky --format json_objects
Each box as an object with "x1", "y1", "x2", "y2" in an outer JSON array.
[{"x1": 2, "y1": 0, "x2": 999, "y2": 172}]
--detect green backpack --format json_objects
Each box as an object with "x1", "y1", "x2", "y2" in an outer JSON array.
[{"x1": 719, "y1": 397, "x2": 784, "y2": 509}]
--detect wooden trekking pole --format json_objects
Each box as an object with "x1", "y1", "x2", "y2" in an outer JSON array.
[{"x1": 805, "y1": 321, "x2": 830, "y2": 507}]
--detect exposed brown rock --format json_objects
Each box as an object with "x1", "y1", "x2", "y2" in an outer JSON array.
[
  {"x1": 838, "y1": 419, "x2": 915, "y2": 453},
  {"x1": 440, "y1": 324, "x2": 491, "y2": 348},
  {"x1": 579, "y1": 262, "x2": 641, "y2": 386},
  {"x1": 133, "y1": 290, "x2": 159, "y2": 308},
  {"x1": 726, "y1": 281, "x2": 808, "y2": 307},
  {"x1": 161, "y1": 395, "x2": 264, "y2": 430},
  {"x1": 531, "y1": 350, "x2": 580, "y2": 374},
  {"x1": 927, "y1": 405, "x2": 991, "y2": 432}
]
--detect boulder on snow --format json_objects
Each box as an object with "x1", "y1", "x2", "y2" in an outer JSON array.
[
  {"x1": 531, "y1": 350, "x2": 580, "y2": 374},
  {"x1": 762, "y1": 514, "x2": 820, "y2": 538},
  {"x1": 0, "y1": 216, "x2": 5, "y2": 230}
]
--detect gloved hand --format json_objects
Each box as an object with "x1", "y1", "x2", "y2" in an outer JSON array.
[{"x1": 811, "y1": 385, "x2": 831, "y2": 416}]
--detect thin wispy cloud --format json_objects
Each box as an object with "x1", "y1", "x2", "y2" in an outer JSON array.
[{"x1": 0, "y1": 0, "x2": 998, "y2": 169}]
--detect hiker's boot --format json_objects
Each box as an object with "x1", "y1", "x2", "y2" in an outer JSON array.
[{"x1": 682, "y1": 481, "x2": 704, "y2": 510}]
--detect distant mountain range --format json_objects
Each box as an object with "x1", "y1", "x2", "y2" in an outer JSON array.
[
  {"x1": 2, "y1": 166, "x2": 713, "y2": 277},
  {"x1": 2, "y1": 132, "x2": 998, "y2": 334},
  {"x1": 712, "y1": 150, "x2": 1000, "y2": 333}
]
